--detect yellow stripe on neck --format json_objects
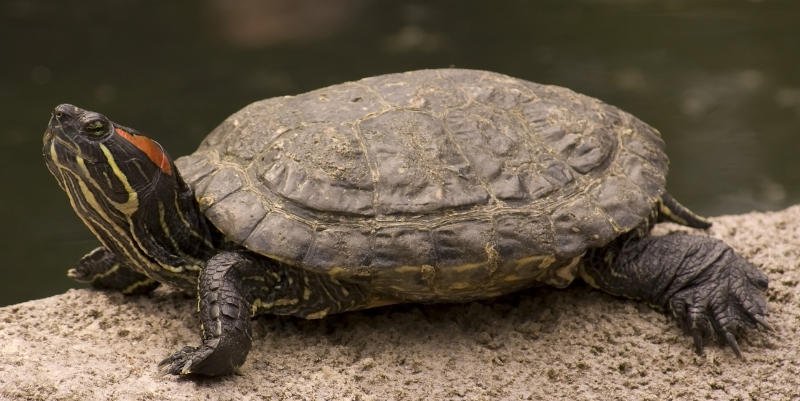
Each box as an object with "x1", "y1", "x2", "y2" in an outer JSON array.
[{"x1": 99, "y1": 143, "x2": 139, "y2": 215}]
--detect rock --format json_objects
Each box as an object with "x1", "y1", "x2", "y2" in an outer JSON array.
[{"x1": 2, "y1": 206, "x2": 800, "y2": 400}]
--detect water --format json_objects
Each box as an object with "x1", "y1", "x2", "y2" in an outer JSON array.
[{"x1": 1, "y1": 0, "x2": 798, "y2": 306}]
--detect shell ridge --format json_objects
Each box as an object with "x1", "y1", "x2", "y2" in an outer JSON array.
[
  {"x1": 441, "y1": 106, "x2": 500, "y2": 206},
  {"x1": 352, "y1": 118, "x2": 381, "y2": 217},
  {"x1": 200, "y1": 165, "x2": 245, "y2": 207},
  {"x1": 299, "y1": 222, "x2": 321, "y2": 269},
  {"x1": 351, "y1": 82, "x2": 393, "y2": 109},
  {"x1": 242, "y1": 208, "x2": 271, "y2": 245}
]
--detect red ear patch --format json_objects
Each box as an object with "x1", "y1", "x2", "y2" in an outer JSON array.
[{"x1": 115, "y1": 128, "x2": 173, "y2": 175}]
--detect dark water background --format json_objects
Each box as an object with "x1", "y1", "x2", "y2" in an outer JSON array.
[{"x1": 1, "y1": 0, "x2": 798, "y2": 306}]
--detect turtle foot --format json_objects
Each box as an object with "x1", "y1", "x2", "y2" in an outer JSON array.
[
  {"x1": 159, "y1": 343, "x2": 237, "y2": 376},
  {"x1": 582, "y1": 233, "x2": 770, "y2": 357},
  {"x1": 666, "y1": 246, "x2": 770, "y2": 357}
]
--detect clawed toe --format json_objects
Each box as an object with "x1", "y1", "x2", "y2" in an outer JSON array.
[
  {"x1": 753, "y1": 315, "x2": 772, "y2": 332},
  {"x1": 159, "y1": 341, "x2": 244, "y2": 377},
  {"x1": 722, "y1": 331, "x2": 742, "y2": 358},
  {"x1": 669, "y1": 283, "x2": 768, "y2": 357},
  {"x1": 584, "y1": 231, "x2": 770, "y2": 358},
  {"x1": 159, "y1": 346, "x2": 205, "y2": 376},
  {"x1": 658, "y1": 242, "x2": 771, "y2": 358}
]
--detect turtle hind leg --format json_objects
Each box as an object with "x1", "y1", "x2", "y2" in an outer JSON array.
[
  {"x1": 581, "y1": 233, "x2": 769, "y2": 357},
  {"x1": 658, "y1": 193, "x2": 712, "y2": 229}
]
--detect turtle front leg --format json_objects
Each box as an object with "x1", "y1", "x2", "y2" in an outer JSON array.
[
  {"x1": 160, "y1": 251, "x2": 255, "y2": 376},
  {"x1": 581, "y1": 233, "x2": 769, "y2": 356},
  {"x1": 68, "y1": 246, "x2": 159, "y2": 295}
]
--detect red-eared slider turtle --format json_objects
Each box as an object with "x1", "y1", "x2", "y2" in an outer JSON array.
[{"x1": 43, "y1": 69, "x2": 768, "y2": 376}]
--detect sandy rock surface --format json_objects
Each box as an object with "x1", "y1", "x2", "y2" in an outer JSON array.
[{"x1": 1, "y1": 206, "x2": 799, "y2": 400}]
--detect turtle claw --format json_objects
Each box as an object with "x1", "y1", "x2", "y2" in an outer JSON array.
[
  {"x1": 723, "y1": 331, "x2": 742, "y2": 359},
  {"x1": 753, "y1": 315, "x2": 773, "y2": 332},
  {"x1": 159, "y1": 345, "x2": 212, "y2": 376},
  {"x1": 666, "y1": 247, "x2": 769, "y2": 357},
  {"x1": 690, "y1": 327, "x2": 705, "y2": 356}
]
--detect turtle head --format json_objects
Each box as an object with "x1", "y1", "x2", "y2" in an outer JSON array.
[
  {"x1": 44, "y1": 103, "x2": 174, "y2": 197},
  {"x1": 43, "y1": 104, "x2": 216, "y2": 288}
]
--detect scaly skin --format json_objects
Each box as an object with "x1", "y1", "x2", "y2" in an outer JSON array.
[
  {"x1": 69, "y1": 247, "x2": 159, "y2": 295},
  {"x1": 158, "y1": 250, "x2": 377, "y2": 375},
  {"x1": 160, "y1": 252, "x2": 253, "y2": 376},
  {"x1": 581, "y1": 233, "x2": 769, "y2": 356}
]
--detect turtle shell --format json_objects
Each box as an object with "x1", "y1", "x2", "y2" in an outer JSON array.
[{"x1": 175, "y1": 69, "x2": 667, "y2": 301}]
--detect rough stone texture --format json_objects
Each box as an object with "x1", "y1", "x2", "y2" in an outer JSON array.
[{"x1": 1, "y1": 206, "x2": 798, "y2": 401}]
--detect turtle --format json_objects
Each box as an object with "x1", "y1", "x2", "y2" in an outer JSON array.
[{"x1": 43, "y1": 68, "x2": 769, "y2": 377}]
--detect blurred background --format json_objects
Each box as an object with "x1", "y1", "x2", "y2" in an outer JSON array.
[{"x1": 1, "y1": 0, "x2": 798, "y2": 305}]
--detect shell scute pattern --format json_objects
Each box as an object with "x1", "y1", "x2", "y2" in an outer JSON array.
[
  {"x1": 303, "y1": 225, "x2": 373, "y2": 274},
  {"x1": 432, "y1": 218, "x2": 495, "y2": 269},
  {"x1": 255, "y1": 123, "x2": 375, "y2": 216},
  {"x1": 551, "y1": 196, "x2": 617, "y2": 258},
  {"x1": 205, "y1": 190, "x2": 265, "y2": 244},
  {"x1": 174, "y1": 69, "x2": 667, "y2": 298},
  {"x1": 370, "y1": 226, "x2": 435, "y2": 270},
  {"x1": 359, "y1": 109, "x2": 490, "y2": 214},
  {"x1": 194, "y1": 166, "x2": 244, "y2": 210},
  {"x1": 443, "y1": 105, "x2": 529, "y2": 202},
  {"x1": 243, "y1": 211, "x2": 314, "y2": 265},
  {"x1": 359, "y1": 69, "x2": 469, "y2": 113}
]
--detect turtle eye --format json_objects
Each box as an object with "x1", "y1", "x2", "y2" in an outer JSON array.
[{"x1": 83, "y1": 118, "x2": 109, "y2": 137}]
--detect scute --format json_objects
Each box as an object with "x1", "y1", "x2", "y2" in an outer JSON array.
[
  {"x1": 174, "y1": 69, "x2": 667, "y2": 298},
  {"x1": 359, "y1": 109, "x2": 490, "y2": 213},
  {"x1": 244, "y1": 211, "x2": 315, "y2": 265},
  {"x1": 256, "y1": 123, "x2": 375, "y2": 215}
]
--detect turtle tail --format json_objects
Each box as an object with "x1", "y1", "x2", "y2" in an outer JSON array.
[{"x1": 658, "y1": 193, "x2": 712, "y2": 229}]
